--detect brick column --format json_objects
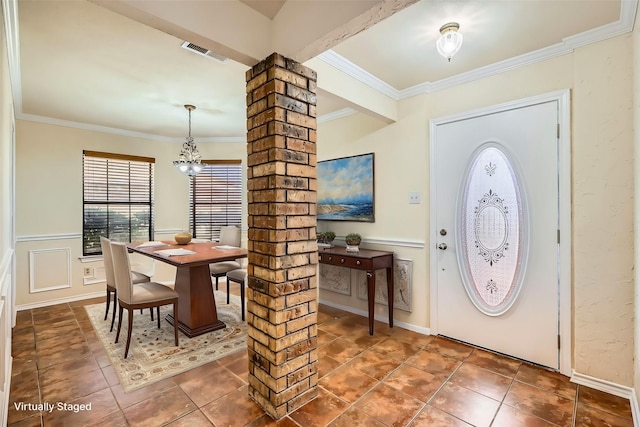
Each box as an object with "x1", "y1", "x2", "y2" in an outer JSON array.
[{"x1": 245, "y1": 53, "x2": 318, "y2": 419}]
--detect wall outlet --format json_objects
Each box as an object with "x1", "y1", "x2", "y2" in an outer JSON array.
[
  {"x1": 408, "y1": 191, "x2": 421, "y2": 204},
  {"x1": 84, "y1": 267, "x2": 92, "y2": 276}
]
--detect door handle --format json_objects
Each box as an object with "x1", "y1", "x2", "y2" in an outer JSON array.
[{"x1": 438, "y1": 243, "x2": 448, "y2": 250}]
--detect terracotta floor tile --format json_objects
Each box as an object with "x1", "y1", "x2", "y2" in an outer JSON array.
[
  {"x1": 245, "y1": 414, "x2": 301, "y2": 426},
  {"x1": 318, "y1": 337, "x2": 367, "y2": 363},
  {"x1": 165, "y1": 410, "x2": 215, "y2": 426},
  {"x1": 384, "y1": 363, "x2": 447, "y2": 402},
  {"x1": 406, "y1": 348, "x2": 461, "y2": 377},
  {"x1": 224, "y1": 353, "x2": 249, "y2": 383},
  {"x1": 34, "y1": 318, "x2": 81, "y2": 342},
  {"x1": 492, "y1": 403, "x2": 558, "y2": 427},
  {"x1": 216, "y1": 348, "x2": 245, "y2": 366},
  {"x1": 386, "y1": 327, "x2": 434, "y2": 349},
  {"x1": 101, "y1": 365, "x2": 120, "y2": 386},
  {"x1": 7, "y1": 413, "x2": 43, "y2": 427},
  {"x1": 344, "y1": 347, "x2": 402, "y2": 380},
  {"x1": 42, "y1": 387, "x2": 121, "y2": 427},
  {"x1": 327, "y1": 406, "x2": 386, "y2": 427},
  {"x1": 110, "y1": 377, "x2": 178, "y2": 409},
  {"x1": 425, "y1": 336, "x2": 474, "y2": 360},
  {"x1": 320, "y1": 363, "x2": 379, "y2": 403},
  {"x1": 430, "y1": 382, "x2": 500, "y2": 427},
  {"x1": 345, "y1": 328, "x2": 389, "y2": 348},
  {"x1": 516, "y1": 363, "x2": 576, "y2": 400},
  {"x1": 174, "y1": 362, "x2": 244, "y2": 407},
  {"x1": 39, "y1": 357, "x2": 107, "y2": 402},
  {"x1": 410, "y1": 405, "x2": 472, "y2": 426},
  {"x1": 89, "y1": 410, "x2": 130, "y2": 427},
  {"x1": 289, "y1": 388, "x2": 350, "y2": 427},
  {"x1": 504, "y1": 381, "x2": 575, "y2": 426},
  {"x1": 449, "y1": 363, "x2": 512, "y2": 401},
  {"x1": 371, "y1": 336, "x2": 422, "y2": 361},
  {"x1": 354, "y1": 382, "x2": 424, "y2": 426},
  {"x1": 577, "y1": 385, "x2": 633, "y2": 419},
  {"x1": 201, "y1": 385, "x2": 264, "y2": 426},
  {"x1": 466, "y1": 348, "x2": 521, "y2": 377},
  {"x1": 11, "y1": 326, "x2": 35, "y2": 348},
  {"x1": 318, "y1": 353, "x2": 343, "y2": 378},
  {"x1": 318, "y1": 329, "x2": 339, "y2": 346},
  {"x1": 7, "y1": 370, "x2": 41, "y2": 425},
  {"x1": 574, "y1": 402, "x2": 634, "y2": 427},
  {"x1": 122, "y1": 385, "x2": 197, "y2": 426}
]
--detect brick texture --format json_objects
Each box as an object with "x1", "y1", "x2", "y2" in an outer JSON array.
[{"x1": 246, "y1": 52, "x2": 318, "y2": 419}]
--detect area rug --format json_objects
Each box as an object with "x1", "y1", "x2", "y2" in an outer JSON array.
[{"x1": 85, "y1": 290, "x2": 246, "y2": 393}]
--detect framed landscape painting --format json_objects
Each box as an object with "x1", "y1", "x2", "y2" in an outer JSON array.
[{"x1": 318, "y1": 153, "x2": 374, "y2": 222}]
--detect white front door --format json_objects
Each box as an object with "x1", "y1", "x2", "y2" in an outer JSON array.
[{"x1": 431, "y1": 97, "x2": 562, "y2": 369}]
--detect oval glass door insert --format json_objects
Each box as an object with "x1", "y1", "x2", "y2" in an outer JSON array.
[{"x1": 456, "y1": 143, "x2": 528, "y2": 316}]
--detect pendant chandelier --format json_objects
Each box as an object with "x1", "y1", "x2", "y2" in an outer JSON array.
[{"x1": 173, "y1": 104, "x2": 203, "y2": 176}]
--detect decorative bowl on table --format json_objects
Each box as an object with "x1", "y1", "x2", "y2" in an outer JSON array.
[{"x1": 174, "y1": 232, "x2": 192, "y2": 245}]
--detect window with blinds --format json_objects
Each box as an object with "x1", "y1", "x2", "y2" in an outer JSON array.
[
  {"x1": 189, "y1": 160, "x2": 242, "y2": 241},
  {"x1": 83, "y1": 151, "x2": 155, "y2": 256}
]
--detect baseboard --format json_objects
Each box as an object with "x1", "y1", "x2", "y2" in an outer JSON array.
[
  {"x1": 571, "y1": 370, "x2": 639, "y2": 427},
  {"x1": 318, "y1": 298, "x2": 431, "y2": 336},
  {"x1": 16, "y1": 291, "x2": 104, "y2": 311}
]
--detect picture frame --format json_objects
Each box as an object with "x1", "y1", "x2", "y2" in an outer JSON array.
[{"x1": 318, "y1": 153, "x2": 375, "y2": 222}]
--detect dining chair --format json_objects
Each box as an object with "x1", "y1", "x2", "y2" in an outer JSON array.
[
  {"x1": 209, "y1": 226, "x2": 241, "y2": 290},
  {"x1": 100, "y1": 237, "x2": 153, "y2": 332},
  {"x1": 225, "y1": 268, "x2": 246, "y2": 321},
  {"x1": 110, "y1": 241, "x2": 179, "y2": 359}
]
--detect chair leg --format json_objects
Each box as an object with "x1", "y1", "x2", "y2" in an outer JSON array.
[
  {"x1": 241, "y1": 281, "x2": 245, "y2": 321},
  {"x1": 104, "y1": 289, "x2": 112, "y2": 321},
  {"x1": 227, "y1": 280, "x2": 230, "y2": 304},
  {"x1": 156, "y1": 306, "x2": 160, "y2": 329},
  {"x1": 173, "y1": 302, "x2": 179, "y2": 347},
  {"x1": 115, "y1": 304, "x2": 124, "y2": 344},
  {"x1": 110, "y1": 294, "x2": 117, "y2": 332},
  {"x1": 150, "y1": 308, "x2": 154, "y2": 321},
  {"x1": 124, "y1": 307, "x2": 134, "y2": 358},
  {"x1": 215, "y1": 275, "x2": 219, "y2": 290}
]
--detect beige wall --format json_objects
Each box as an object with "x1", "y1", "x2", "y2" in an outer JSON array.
[
  {"x1": 318, "y1": 35, "x2": 634, "y2": 385},
  {"x1": 14, "y1": 121, "x2": 246, "y2": 306}
]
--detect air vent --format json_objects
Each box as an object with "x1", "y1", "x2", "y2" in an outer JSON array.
[{"x1": 180, "y1": 41, "x2": 228, "y2": 63}]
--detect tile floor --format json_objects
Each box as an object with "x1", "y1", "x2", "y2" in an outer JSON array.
[{"x1": 8, "y1": 282, "x2": 635, "y2": 426}]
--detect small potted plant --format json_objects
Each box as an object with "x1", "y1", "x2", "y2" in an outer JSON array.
[
  {"x1": 345, "y1": 233, "x2": 362, "y2": 252},
  {"x1": 317, "y1": 231, "x2": 336, "y2": 248}
]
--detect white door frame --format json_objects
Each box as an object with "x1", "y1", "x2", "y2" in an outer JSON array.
[{"x1": 429, "y1": 89, "x2": 572, "y2": 376}]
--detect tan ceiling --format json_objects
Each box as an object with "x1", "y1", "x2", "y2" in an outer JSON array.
[{"x1": 10, "y1": 0, "x2": 633, "y2": 141}]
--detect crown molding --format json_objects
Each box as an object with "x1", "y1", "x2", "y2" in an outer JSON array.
[
  {"x1": 17, "y1": 113, "x2": 247, "y2": 143},
  {"x1": 318, "y1": 107, "x2": 358, "y2": 123},
  {"x1": 320, "y1": 0, "x2": 638, "y2": 100}
]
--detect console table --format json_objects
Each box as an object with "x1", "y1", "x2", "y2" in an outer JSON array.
[{"x1": 318, "y1": 246, "x2": 394, "y2": 335}]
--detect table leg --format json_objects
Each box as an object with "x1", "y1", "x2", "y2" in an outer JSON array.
[
  {"x1": 165, "y1": 264, "x2": 226, "y2": 337},
  {"x1": 386, "y1": 266, "x2": 394, "y2": 329},
  {"x1": 366, "y1": 271, "x2": 375, "y2": 335}
]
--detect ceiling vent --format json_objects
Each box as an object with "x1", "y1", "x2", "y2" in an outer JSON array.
[{"x1": 180, "y1": 41, "x2": 228, "y2": 63}]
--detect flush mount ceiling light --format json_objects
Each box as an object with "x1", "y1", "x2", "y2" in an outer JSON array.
[
  {"x1": 436, "y1": 22, "x2": 463, "y2": 62},
  {"x1": 173, "y1": 104, "x2": 203, "y2": 176}
]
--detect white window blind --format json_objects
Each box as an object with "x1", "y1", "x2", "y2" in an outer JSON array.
[
  {"x1": 83, "y1": 150, "x2": 155, "y2": 255},
  {"x1": 189, "y1": 160, "x2": 242, "y2": 241}
]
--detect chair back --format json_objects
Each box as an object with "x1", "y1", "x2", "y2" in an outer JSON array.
[
  {"x1": 219, "y1": 226, "x2": 241, "y2": 247},
  {"x1": 100, "y1": 237, "x2": 115, "y2": 288},
  {"x1": 110, "y1": 241, "x2": 134, "y2": 304}
]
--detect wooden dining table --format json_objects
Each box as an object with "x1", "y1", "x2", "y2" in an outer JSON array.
[{"x1": 128, "y1": 241, "x2": 248, "y2": 337}]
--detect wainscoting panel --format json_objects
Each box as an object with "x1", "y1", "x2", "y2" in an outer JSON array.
[
  {"x1": 29, "y1": 248, "x2": 71, "y2": 293},
  {"x1": 0, "y1": 250, "x2": 14, "y2": 427}
]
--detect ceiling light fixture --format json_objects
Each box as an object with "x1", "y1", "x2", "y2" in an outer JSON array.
[
  {"x1": 436, "y1": 22, "x2": 463, "y2": 62},
  {"x1": 173, "y1": 104, "x2": 203, "y2": 176}
]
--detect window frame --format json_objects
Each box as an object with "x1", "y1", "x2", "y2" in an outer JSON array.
[
  {"x1": 82, "y1": 150, "x2": 155, "y2": 256},
  {"x1": 189, "y1": 159, "x2": 242, "y2": 241}
]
